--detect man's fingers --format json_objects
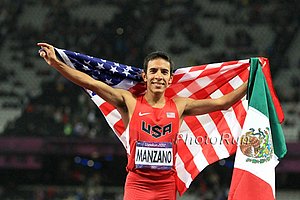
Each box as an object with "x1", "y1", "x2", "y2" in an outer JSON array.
[
  {"x1": 37, "y1": 43, "x2": 48, "y2": 49},
  {"x1": 37, "y1": 42, "x2": 54, "y2": 50},
  {"x1": 37, "y1": 43, "x2": 56, "y2": 62},
  {"x1": 37, "y1": 42, "x2": 54, "y2": 57},
  {"x1": 38, "y1": 47, "x2": 48, "y2": 57},
  {"x1": 37, "y1": 42, "x2": 50, "y2": 47},
  {"x1": 39, "y1": 51, "x2": 46, "y2": 57},
  {"x1": 38, "y1": 48, "x2": 45, "y2": 53}
]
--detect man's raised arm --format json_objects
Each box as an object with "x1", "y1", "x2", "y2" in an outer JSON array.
[
  {"x1": 37, "y1": 42, "x2": 130, "y2": 109},
  {"x1": 177, "y1": 81, "x2": 248, "y2": 117}
]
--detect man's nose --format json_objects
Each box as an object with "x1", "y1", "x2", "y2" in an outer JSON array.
[
  {"x1": 155, "y1": 73, "x2": 162, "y2": 80},
  {"x1": 155, "y1": 72, "x2": 163, "y2": 79}
]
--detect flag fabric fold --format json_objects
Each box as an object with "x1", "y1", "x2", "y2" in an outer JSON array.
[
  {"x1": 228, "y1": 58, "x2": 287, "y2": 200},
  {"x1": 54, "y1": 48, "x2": 285, "y2": 196}
]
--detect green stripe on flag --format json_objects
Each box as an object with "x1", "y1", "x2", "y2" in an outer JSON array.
[{"x1": 248, "y1": 58, "x2": 287, "y2": 159}]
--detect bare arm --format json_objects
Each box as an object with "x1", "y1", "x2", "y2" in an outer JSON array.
[
  {"x1": 176, "y1": 81, "x2": 248, "y2": 117},
  {"x1": 37, "y1": 42, "x2": 132, "y2": 110}
]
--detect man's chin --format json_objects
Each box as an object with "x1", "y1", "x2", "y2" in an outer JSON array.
[{"x1": 151, "y1": 89, "x2": 165, "y2": 95}]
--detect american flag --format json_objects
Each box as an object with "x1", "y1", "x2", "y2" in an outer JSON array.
[{"x1": 55, "y1": 49, "x2": 283, "y2": 195}]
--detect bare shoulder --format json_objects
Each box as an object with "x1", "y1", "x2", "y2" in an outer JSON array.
[
  {"x1": 173, "y1": 96, "x2": 195, "y2": 104},
  {"x1": 121, "y1": 89, "x2": 137, "y2": 101},
  {"x1": 118, "y1": 88, "x2": 137, "y2": 111},
  {"x1": 110, "y1": 88, "x2": 137, "y2": 127},
  {"x1": 173, "y1": 96, "x2": 189, "y2": 104},
  {"x1": 173, "y1": 97, "x2": 191, "y2": 116}
]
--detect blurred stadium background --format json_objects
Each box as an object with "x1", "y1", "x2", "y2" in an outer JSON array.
[{"x1": 0, "y1": 0, "x2": 299, "y2": 199}]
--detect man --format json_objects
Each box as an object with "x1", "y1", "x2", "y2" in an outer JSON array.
[{"x1": 37, "y1": 42, "x2": 247, "y2": 200}]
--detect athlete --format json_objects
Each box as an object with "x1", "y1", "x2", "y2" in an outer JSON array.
[{"x1": 37, "y1": 42, "x2": 248, "y2": 200}]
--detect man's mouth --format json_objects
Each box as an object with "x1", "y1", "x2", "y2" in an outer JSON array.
[{"x1": 152, "y1": 82, "x2": 165, "y2": 86}]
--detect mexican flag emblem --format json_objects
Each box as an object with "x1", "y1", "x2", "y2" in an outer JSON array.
[{"x1": 240, "y1": 126, "x2": 273, "y2": 164}]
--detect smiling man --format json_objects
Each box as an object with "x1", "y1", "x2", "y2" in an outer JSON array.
[{"x1": 37, "y1": 43, "x2": 247, "y2": 200}]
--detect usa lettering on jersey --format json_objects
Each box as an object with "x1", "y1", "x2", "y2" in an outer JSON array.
[{"x1": 141, "y1": 121, "x2": 172, "y2": 138}]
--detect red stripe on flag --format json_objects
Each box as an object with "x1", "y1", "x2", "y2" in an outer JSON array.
[
  {"x1": 113, "y1": 119, "x2": 125, "y2": 136},
  {"x1": 166, "y1": 81, "x2": 194, "y2": 98},
  {"x1": 176, "y1": 174, "x2": 188, "y2": 196},
  {"x1": 239, "y1": 69, "x2": 250, "y2": 82},
  {"x1": 99, "y1": 102, "x2": 116, "y2": 116},
  {"x1": 189, "y1": 66, "x2": 247, "y2": 100},
  {"x1": 232, "y1": 101, "x2": 247, "y2": 129},
  {"x1": 222, "y1": 60, "x2": 240, "y2": 66},
  {"x1": 228, "y1": 168, "x2": 275, "y2": 200},
  {"x1": 189, "y1": 64, "x2": 207, "y2": 72},
  {"x1": 231, "y1": 70, "x2": 249, "y2": 129},
  {"x1": 128, "y1": 83, "x2": 146, "y2": 96},
  {"x1": 184, "y1": 116, "x2": 220, "y2": 164},
  {"x1": 172, "y1": 72, "x2": 186, "y2": 83},
  {"x1": 209, "y1": 111, "x2": 237, "y2": 155},
  {"x1": 176, "y1": 140, "x2": 200, "y2": 179}
]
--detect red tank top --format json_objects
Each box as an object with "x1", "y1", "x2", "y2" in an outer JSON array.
[{"x1": 126, "y1": 95, "x2": 180, "y2": 177}]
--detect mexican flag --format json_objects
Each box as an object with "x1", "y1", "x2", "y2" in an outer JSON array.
[{"x1": 228, "y1": 58, "x2": 287, "y2": 200}]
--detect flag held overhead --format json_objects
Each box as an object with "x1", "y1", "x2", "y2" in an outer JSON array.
[{"x1": 54, "y1": 48, "x2": 285, "y2": 196}]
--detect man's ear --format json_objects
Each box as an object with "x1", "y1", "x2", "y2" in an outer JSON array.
[{"x1": 142, "y1": 71, "x2": 147, "y2": 82}]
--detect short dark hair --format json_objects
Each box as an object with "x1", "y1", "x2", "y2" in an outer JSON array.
[{"x1": 143, "y1": 51, "x2": 174, "y2": 75}]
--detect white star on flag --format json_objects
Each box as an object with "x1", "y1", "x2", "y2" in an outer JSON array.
[
  {"x1": 125, "y1": 66, "x2": 133, "y2": 71},
  {"x1": 110, "y1": 66, "x2": 118, "y2": 74},
  {"x1": 96, "y1": 63, "x2": 104, "y2": 70},
  {"x1": 114, "y1": 62, "x2": 120, "y2": 67},
  {"x1": 84, "y1": 60, "x2": 91, "y2": 66},
  {"x1": 105, "y1": 79, "x2": 113, "y2": 85},
  {"x1": 122, "y1": 69, "x2": 130, "y2": 77},
  {"x1": 82, "y1": 65, "x2": 90, "y2": 71}
]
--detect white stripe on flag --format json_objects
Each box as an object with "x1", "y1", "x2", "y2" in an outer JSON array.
[
  {"x1": 177, "y1": 88, "x2": 193, "y2": 98},
  {"x1": 194, "y1": 76, "x2": 213, "y2": 90},
  {"x1": 114, "y1": 79, "x2": 139, "y2": 90},
  {"x1": 205, "y1": 62, "x2": 223, "y2": 70},
  {"x1": 228, "y1": 75, "x2": 249, "y2": 112},
  {"x1": 90, "y1": 93, "x2": 105, "y2": 107},
  {"x1": 178, "y1": 70, "x2": 204, "y2": 82},
  {"x1": 221, "y1": 110, "x2": 243, "y2": 142},
  {"x1": 229, "y1": 76, "x2": 244, "y2": 89},
  {"x1": 210, "y1": 89, "x2": 243, "y2": 143},
  {"x1": 220, "y1": 60, "x2": 249, "y2": 72},
  {"x1": 179, "y1": 121, "x2": 209, "y2": 172},
  {"x1": 197, "y1": 114, "x2": 230, "y2": 159},
  {"x1": 121, "y1": 127, "x2": 130, "y2": 154},
  {"x1": 56, "y1": 49, "x2": 75, "y2": 68},
  {"x1": 106, "y1": 110, "x2": 122, "y2": 128},
  {"x1": 175, "y1": 155, "x2": 193, "y2": 188},
  {"x1": 210, "y1": 88, "x2": 223, "y2": 99}
]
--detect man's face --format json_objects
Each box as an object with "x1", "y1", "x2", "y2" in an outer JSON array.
[{"x1": 142, "y1": 58, "x2": 173, "y2": 94}]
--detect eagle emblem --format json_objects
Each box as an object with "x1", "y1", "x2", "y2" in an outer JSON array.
[{"x1": 240, "y1": 127, "x2": 273, "y2": 163}]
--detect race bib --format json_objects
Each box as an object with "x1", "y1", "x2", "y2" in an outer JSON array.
[{"x1": 135, "y1": 141, "x2": 173, "y2": 170}]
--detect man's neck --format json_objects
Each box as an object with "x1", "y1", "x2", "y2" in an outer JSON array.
[{"x1": 144, "y1": 92, "x2": 166, "y2": 108}]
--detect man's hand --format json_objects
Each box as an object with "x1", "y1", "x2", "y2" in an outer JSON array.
[{"x1": 37, "y1": 42, "x2": 61, "y2": 68}]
